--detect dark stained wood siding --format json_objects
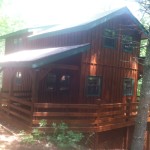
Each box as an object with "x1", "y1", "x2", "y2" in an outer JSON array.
[{"x1": 3, "y1": 14, "x2": 141, "y2": 104}]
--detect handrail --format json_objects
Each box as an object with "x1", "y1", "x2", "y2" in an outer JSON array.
[
  {"x1": 0, "y1": 93, "x2": 32, "y2": 123},
  {"x1": 0, "y1": 92, "x2": 139, "y2": 131},
  {"x1": 33, "y1": 102, "x2": 139, "y2": 131}
]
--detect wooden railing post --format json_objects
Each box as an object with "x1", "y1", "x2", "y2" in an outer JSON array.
[
  {"x1": 8, "y1": 69, "x2": 15, "y2": 115},
  {"x1": 96, "y1": 99, "x2": 101, "y2": 126},
  {"x1": 31, "y1": 69, "x2": 39, "y2": 126},
  {"x1": 126, "y1": 98, "x2": 131, "y2": 121}
]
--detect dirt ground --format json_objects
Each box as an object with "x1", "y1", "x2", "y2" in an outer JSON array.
[
  {"x1": 0, "y1": 113, "x2": 58, "y2": 150},
  {"x1": 0, "y1": 127, "x2": 58, "y2": 150}
]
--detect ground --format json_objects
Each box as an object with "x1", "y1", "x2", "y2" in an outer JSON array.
[
  {"x1": 0, "y1": 112, "x2": 90, "y2": 150},
  {"x1": 0, "y1": 112, "x2": 58, "y2": 150}
]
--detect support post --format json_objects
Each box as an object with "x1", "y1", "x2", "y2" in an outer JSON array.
[
  {"x1": 96, "y1": 99, "x2": 101, "y2": 126},
  {"x1": 126, "y1": 98, "x2": 131, "y2": 121},
  {"x1": 125, "y1": 127, "x2": 129, "y2": 150},
  {"x1": 8, "y1": 69, "x2": 14, "y2": 115},
  {"x1": 31, "y1": 69, "x2": 39, "y2": 126},
  {"x1": 146, "y1": 124, "x2": 150, "y2": 150}
]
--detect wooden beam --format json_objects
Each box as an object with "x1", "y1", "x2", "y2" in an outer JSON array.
[
  {"x1": 31, "y1": 70, "x2": 39, "y2": 103},
  {"x1": 10, "y1": 96, "x2": 32, "y2": 106},
  {"x1": 33, "y1": 112, "x2": 97, "y2": 117},
  {"x1": 38, "y1": 64, "x2": 79, "y2": 81},
  {"x1": 50, "y1": 64, "x2": 79, "y2": 70},
  {"x1": 8, "y1": 68, "x2": 15, "y2": 115},
  {"x1": 9, "y1": 69, "x2": 15, "y2": 96},
  {"x1": 34, "y1": 103, "x2": 98, "y2": 109},
  {"x1": 41, "y1": 64, "x2": 79, "y2": 71}
]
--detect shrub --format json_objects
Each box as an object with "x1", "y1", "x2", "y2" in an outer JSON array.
[
  {"x1": 19, "y1": 120, "x2": 84, "y2": 149},
  {"x1": 47, "y1": 122, "x2": 84, "y2": 149}
]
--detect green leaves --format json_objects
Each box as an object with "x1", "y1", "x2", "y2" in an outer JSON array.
[
  {"x1": 0, "y1": 0, "x2": 25, "y2": 36},
  {"x1": 39, "y1": 119, "x2": 47, "y2": 127},
  {"x1": 48, "y1": 122, "x2": 84, "y2": 149},
  {"x1": 19, "y1": 120, "x2": 84, "y2": 149}
]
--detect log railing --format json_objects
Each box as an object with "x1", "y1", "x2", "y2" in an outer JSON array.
[
  {"x1": 0, "y1": 93, "x2": 32, "y2": 124},
  {"x1": 33, "y1": 102, "x2": 139, "y2": 132},
  {"x1": 0, "y1": 92, "x2": 139, "y2": 132}
]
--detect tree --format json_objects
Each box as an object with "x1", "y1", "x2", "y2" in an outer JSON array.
[
  {"x1": 0, "y1": 0, "x2": 25, "y2": 36},
  {"x1": 0, "y1": 0, "x2": 25, "y2": 53},
  {"x1": 131, "y1": 0, "x2": 150, "y2": 149},
  {"x1": 0, "y1": 0, "x2": 25, "y2": 87}
]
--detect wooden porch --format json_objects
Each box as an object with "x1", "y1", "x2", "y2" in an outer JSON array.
[{"x1": 0, "y1": 92, "x2": 139, "y2": 132}]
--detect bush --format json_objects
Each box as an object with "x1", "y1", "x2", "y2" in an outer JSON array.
[
  {"x1": 20, "y1": 120, "x2": 84, "y2": 149},
  {"x1": 47, "y1": 122, "x2": 84, "y2": 149}
]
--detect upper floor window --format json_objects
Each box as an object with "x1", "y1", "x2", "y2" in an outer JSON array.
[
  {"x1": 123, "y1": 78, "x2": 134, "y2": 96},
  {"x1": 122, "y1": 35, "x2": 133, "y2": 53},
  {"x1": 104, "y1": 29, "x2": 116, "y2": 49},
  {"x1": 86, "y1": 76, "x2": 102, "y2": 96},
  {"x1": 15, "y1": 71, "x2": 22, "y2": 85},
  {"x1": 14, "y1": 38, "x2": 22, "y2": 45}
]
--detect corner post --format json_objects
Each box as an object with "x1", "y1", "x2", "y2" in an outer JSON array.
[
  {"x1": 31, "y1": 69, "x2": 39, "y2": 126},
  {"x1": 126, "y1": 98, "x2": 131, "y2": 121},
  {"x1": 8, "y1": 68, "x2": 15, "y2": 115},
  {"x1": 96, "y1": 99, "x2": 101, "y2": 126}
]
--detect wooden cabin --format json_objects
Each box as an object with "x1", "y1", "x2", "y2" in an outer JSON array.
[{"x1": 0, "y1": 7, "x2": 149, "y2": 149}]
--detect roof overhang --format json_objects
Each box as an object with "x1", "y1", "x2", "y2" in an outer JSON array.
[{"x1": 0, "y1": 44, "x2": 90, "y2": 68}]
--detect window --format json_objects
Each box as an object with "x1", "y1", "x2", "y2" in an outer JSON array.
[
  {"x1": 123, "y1": 78, "x2": 134, "y2": 96},
  {"x1": 47, "y1": 73, "x2": 57, "y2": 91},
  {"x1": 46, "y1": 73, "x2": 71, "y2": 92},
  {"x1": 15, "y1": 72, "x2": 22, "y2": 85},
  {"x1": 86, "y1": 76, "x2": 101, "y2": 96},
  {"x1": 59, "y1": 75, "x2": 71, "y2": 91},
  {"x1": 104, "y1": 29, "x2": 116, "y2": 48},
  {"x1": 122, "y1": 35, "x2": 133, "y2": 52},
  {"x1": 14, "y1": 38, "x2": 22, "y2": 45}
]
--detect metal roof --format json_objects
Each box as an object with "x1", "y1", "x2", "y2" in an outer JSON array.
[
  {"x1": 0, "y1": 7, "x2": 148, "y2": 40},
  {"x1": 0, "y1": 25, "x2": 56, "y2": 39},
  {"x1": 29, "y1": 7, "x2": 149, "y2": 40},
  {"x1": 0, "y1": 43, "x2": 90, "y2": 68}
]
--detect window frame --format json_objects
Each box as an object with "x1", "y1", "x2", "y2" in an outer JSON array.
[
  {"x1": 46, "y1": 73, "x2": 71, "y2": 92},
  {"x1": 46, "y1": 73, "x2": 57, "y2": 91},
  {"x1": 86, "y1": 76, "x2": 102, "y2": 97},
  {"x1": 122, "y1": 35, "x2": 133, "y2": 53},
  {"x1": 15, "y1": 71, "x2": 22, "y2": 85},
  {"x1": 103, "y1": 28, "x2": 117, "y2": 49},
  {"x1": 123, "y1": 78, "x2": 134, "y2": 96},
  {"x1": 59, "y1": 74, "x2": 71, "y2": 92}
]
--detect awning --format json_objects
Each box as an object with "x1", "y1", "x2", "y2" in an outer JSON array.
[{"x1": 0, "y1": 43, "x2": 90, "y2": 68}]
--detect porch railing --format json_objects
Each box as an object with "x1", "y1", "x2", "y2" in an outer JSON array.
[
  {"x1": 0, "y1": 93, "x2": 32, "y2": 124},
  {"x1": 0, "y1": 92, "x2": 139, "y2": 132},
  {"x1": 33, "y1": 102, "x2": 138, "y2": 132}
]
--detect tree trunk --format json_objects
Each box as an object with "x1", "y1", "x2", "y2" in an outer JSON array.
[{"x1": 131, "y1": 35, "x2": 150, "y2": 150}]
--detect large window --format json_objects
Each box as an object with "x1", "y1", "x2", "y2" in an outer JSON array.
[
  {"x1": 46, "y1": 73, "x2": 71, "y2": 92},
  {"x1": 86, "y1": 76, "x2": 102, "y2": 96},
  {"x1": 103, "y1": 29, "x2": 116, "y2": 48},
  {"x1": 47, "y1": 73, "x2": 57, "y2": 91},
  {"x1": 59, "y1": 75, "x2": 71, "y2": 91},
  {"x1": 15, "y1": 71, "x2": 22, "y2": 85},
  {"x1": 123, "y1": 78, "x2": 134, "y2": 96},
  {"x1": 122, "y1": 35, "x2": 133, "y2": 53}
]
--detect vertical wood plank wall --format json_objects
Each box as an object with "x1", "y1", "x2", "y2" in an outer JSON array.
[{"x1": 3, "y1": 14, "x2": 141, "y2": 104}]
